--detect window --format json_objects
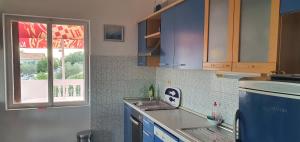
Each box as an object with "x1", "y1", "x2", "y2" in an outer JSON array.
[{"x1": 3, "y1": 14, "x2": 90, "y2": 110}]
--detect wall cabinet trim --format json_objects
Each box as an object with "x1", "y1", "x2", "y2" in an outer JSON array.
[
  {"x1": 203, "y1": 0, "x2": 235, "y2": 71},
  {"x1": 232, "y1": 0, "x2": 280, "y2": 73}
]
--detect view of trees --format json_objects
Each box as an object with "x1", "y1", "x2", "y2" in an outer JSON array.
[{"x1": 20, "y1": 51, "x2": 84, "y2": 80}]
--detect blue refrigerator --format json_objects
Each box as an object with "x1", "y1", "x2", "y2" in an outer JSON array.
[{"x1": 235, "y1": 78, "x2": 300, "y2": 142}]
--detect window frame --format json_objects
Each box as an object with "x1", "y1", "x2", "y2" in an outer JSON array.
[{"x1": 3, "y1": 13, "x2": 90, "y2": 110}]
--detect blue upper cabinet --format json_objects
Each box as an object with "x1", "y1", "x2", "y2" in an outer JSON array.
[
  {"x1": 160, "y1": 7, "x2": 176, "y2": 68},
  {"x1": 160, "y1": 0, "x2": 205, "y2": 69},
  {"x1": 280, "y1": 0, "x2": 300, "y2": 14},
  {"x1": 138, "y1": 21, "x2": 147, "y2": 66},
  {"x1": 173, "y1": 0, "x2": 205, "y2": 69}
]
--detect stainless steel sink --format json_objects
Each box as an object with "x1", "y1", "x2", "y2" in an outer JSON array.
[
  {"x1": 133, "y1": 100, "x2": 176, "y2": 111},
  {"x1": 177, "y1": 127, "x2": 234, "y2": 142}
]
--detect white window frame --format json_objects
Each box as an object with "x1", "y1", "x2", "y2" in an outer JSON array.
[{"x1": 3, "y1": 13, "x2": 90, "y2": 110}]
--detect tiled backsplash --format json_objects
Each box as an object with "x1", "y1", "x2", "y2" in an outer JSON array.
[
  {"x1": 156, "y1": 68, "x2": 239, "y2": 125},
  {"x1": 91, "y1": 57, "x2": 239, "y2": 141},
  {"x1": 90, "y1": 56, "x2": 156, "y2": 142}
]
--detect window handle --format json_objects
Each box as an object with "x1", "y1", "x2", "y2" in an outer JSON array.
[
  {"x1": 174, "y1": 64, "x2": 186, "y2": 67},
  {"x1": 159, "y1": 63, "x2": 169, "y2": 67}
]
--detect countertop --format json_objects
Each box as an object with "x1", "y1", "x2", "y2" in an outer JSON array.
[{"x1": 123, "y1": 98, "x2": 233, "y2": 142}]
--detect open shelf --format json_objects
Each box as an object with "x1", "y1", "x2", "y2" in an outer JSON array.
[
  {"x1": 138, "y1": 0, "x2": 185, "y2": 67},
  {"x1": 139, "y1": 0, "x2": 185, "y2": 22},
  {"x1": 145, "y1": 32, "x2": 160, "y2": 39}
]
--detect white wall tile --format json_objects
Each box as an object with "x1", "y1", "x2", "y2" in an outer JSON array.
[
  {"x1": 156, "y1": 68, "x2": 239, "y2": 125},
  {"x1": 91, "y1": 56, "x2": 156, "y2": 142}
]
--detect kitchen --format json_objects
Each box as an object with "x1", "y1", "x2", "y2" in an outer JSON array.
[{"x1": 0, "y1": 0, "x2": 300, "y2": 142}]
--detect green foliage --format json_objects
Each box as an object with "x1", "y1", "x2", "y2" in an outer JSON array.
[
  {"x1": 54, "y1": 58, "x2": 63, "y2": 79},
  {"x1": 64, "y1": 52, "x2": 84, "y2": 65},
  {"x1": 37, "y1": 58, "x2": 61, "y2": 73},
  {"x1": 21, "y1": 52, "x2": 84, "y2": 80},
  {"x1": 37, "y1": 59, "x2": 48, "y2": 73},
  {"x1": 55, "y1": 63, "x2": 83, "y2": 79},
  {"x1": 35, "y1": 72, "x2": 48, "y2": 80},
  {"x1": 53, "y1": 58, "x2": 61, "y2": 70},
  {"x1": 55, "y1": 70, "x2": 62, "y2": 79},
  {"x1": 68, "y1": 72, "x2": 84, "y2": 79},
  {"x1": 20, "y1": 62, "x2": 37, "y2": 75},
  {"x1": 65, "y1": 62, "x2": 83, "y2": 79}
]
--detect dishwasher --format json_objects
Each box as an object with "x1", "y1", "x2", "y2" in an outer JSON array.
[{"x1": 130, "y1": 108, "x2": 143, "y2": 142}]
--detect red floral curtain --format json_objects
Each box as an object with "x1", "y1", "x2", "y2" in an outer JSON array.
[{"x1": 18, "y1": 22, "x2": 84, "y2": 48}]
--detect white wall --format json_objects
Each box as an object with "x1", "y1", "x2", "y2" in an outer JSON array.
[
  {"x1": 2, "y1": 0, "x2": 153, "y2": 56},
  {"x1": 0, "y1": 0, "x2": 3, "y2": 10}
]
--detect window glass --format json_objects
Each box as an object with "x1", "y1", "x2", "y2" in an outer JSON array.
[
  {"x1": 4, "y1": 14, "x2": 89, "y2": 110},
  {"x1": 52, "y1": 24, "x2": 85, "y2": 102},
  {"x1": 16, "y1": 21, "x2": 49, "y2": 104}
]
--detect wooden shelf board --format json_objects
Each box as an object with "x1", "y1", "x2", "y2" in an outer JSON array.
[
  {"x1": 145, "y1": 32, "x2": 161, "y2": 39},
  {"x1": 139, "y1": 0, "x2": 185, "y2": 22}
]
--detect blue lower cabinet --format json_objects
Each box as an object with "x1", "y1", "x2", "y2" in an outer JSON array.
[
  {"x1": 143, "y1": 130, "x2": 154, "y2": 142},
  {"x1": 143, "y1": 117, "x2": 154, "y2": 135},
  {"x1": 154, "y1": 125, "x2": 179, "y2": 142},
  {"x1": 125, "y1": 105, "x2": 181, "y2": 142},
  {"x1": 143, "y1": 117, "x2": 154, "y2": 142}
]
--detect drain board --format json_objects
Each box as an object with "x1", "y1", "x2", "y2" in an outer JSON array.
[{"x1": 181, "y1": 127, "x2": 234, "y2": 142}]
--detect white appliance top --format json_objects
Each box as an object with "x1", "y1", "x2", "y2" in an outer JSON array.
[
  {"x1": 239, "y1": 79, "x2": 300, "y2": 96},
  {"x1": 164, "y1": 87, "x2": 181, "y2": 108}
]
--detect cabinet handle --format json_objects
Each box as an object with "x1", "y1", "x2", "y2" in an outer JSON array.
[{"x1": 130, "y1": 116, "x2": 139, "y2": 126}]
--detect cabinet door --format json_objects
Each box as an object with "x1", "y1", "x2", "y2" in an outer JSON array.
[
  {"x1": 143, "y1": 117, "x2": 154, "y2": 135},
  {"x1": 154, "y1": 125, "x2": 179, "y2": 142},
  {"x1": 143, "y1": 117, "x2": 154, "y2": 142},
  {"x1": 280, "y1": 0, "x2": 300, "y2": 14},
  {"x1": 138, "y1": 21, "x2": 147, "y2": 66},
  {"x1": 173, "y1": 0, "x2": 205, "y2": 69},
  {"x1": 143, "y1": 131, "x2": 154, "y2": 142},
  {"x1": 160, "y1": 8, "x2": 176, "y2": 68},
  {"x1": 124, "y1": 104, "x2": 132, "y2": 142},
  {"x1": 203, "y1": 0, "x2": 234, "y2": 71},
  {"x1": 232, "y1": 0, "x2": 280, "y2": 73}
]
